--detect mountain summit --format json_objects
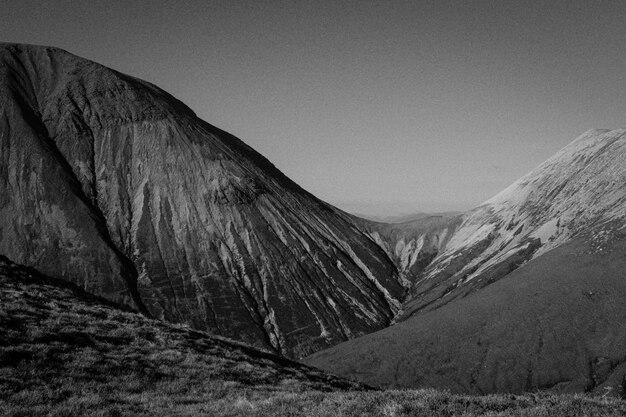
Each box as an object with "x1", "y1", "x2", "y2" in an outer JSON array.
[{"x1": 0, "y1": 43, "x2": 404, "y2": 357}]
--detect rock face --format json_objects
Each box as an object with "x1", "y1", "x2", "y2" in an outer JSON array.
[
  {"x1": 307, "y1": 129, "x2": 626, "y2": 395},
  {"x1": 0, "y1": 43, "x2": 404, "y2": 357}
]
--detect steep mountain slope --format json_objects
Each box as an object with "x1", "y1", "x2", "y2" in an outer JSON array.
[
  {"x1": 0, "y1": 43, "x2": 403, "y2": 357},
  {"x1": 307, "y1": 230, "x2": 626, "y2": 395},
  {"x1": 307, "y1": 128, "x2": 626, "y2": 394},
  {"x1": 400, "y1": 128, "x2": 626, "y2": 318}
]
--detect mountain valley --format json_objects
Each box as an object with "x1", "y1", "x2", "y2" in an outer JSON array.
[{"x1": 2, "y1": 42, "x2": 626, "y2": 407}]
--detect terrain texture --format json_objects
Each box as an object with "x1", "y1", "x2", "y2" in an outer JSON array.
[
  {"x1": 0, "y1": 43, "x2": 404, "y2": 357},
  {"x1": 2, "y1": 256, "x2": 625, "y2": 417}
]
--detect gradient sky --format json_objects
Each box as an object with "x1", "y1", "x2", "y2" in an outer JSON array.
[{"x1": 3, "y1": 1, "x2": 626, "y2": 216}]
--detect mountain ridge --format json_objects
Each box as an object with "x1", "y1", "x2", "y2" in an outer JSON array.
[
  {"x1": 306, "y1": 127, "x2": 626, "y2": 395},
  {"x1": 0, "y1": 42, "x2": 404, "y2": 357}
]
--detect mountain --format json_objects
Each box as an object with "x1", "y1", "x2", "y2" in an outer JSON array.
[
  {"x1": 306, "y1": 128, "x2": 626, "y2": 395},
  {"x1": 350, "y1": 211, "x2": 459, "y2": 224},
  {"x1": 0, "y1": 43, "x2": 404, "y2": 358},
  {"x1": 401, "y1": 128, "x2": 626, "y2": 318}
]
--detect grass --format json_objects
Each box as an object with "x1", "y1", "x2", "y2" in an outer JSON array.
[{"x1": 1, "y1": 256, "x2": 625, "y2": 416}]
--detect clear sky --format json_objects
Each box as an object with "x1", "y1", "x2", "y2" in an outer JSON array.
[{"x1": 3, "y1": 1, "x2": 626, "y2": 216}]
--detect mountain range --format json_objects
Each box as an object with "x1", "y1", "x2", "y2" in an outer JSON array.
[{"x1": 2, "y1": 43, "x2": 626, "y2": 397}]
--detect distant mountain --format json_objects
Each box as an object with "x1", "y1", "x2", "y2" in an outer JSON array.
[
  {"x1": 0, "y1": 43, "x2": 404, "y2": 357},
  {"x1": 307, "y1": 129, "x2": 626, "y2": 395}
]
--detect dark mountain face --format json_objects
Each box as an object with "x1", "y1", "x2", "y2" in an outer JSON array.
[
  {"x1": 307, "y1": 129, "x2": 626, "y2": 395},
  {"x1": 0, "y1": 43, "x2": 404, "y2": 358}
]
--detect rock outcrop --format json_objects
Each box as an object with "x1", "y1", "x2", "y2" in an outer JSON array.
[{"x1": 0, "y1": 43, "x2": 404, "y2": 357}]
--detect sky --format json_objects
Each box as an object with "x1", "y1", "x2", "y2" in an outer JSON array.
[{"x1": 3, "y1": 0, "x2": 626, "y2": 217}]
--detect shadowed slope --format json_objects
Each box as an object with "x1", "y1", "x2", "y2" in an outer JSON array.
[
  {"x1": 0, "y1": 255, "x2": 369, "y2": 416},
  {"x1": 352, "y1": 213, "x2": 461, "y2": 288},
  {"x1": 0, "y1": 43, "x2": 403, "y2": 357}
]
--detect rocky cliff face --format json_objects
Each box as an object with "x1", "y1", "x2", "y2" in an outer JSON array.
[{"x1": 0, "y1": 43, "x2": 404, "y2": 357}]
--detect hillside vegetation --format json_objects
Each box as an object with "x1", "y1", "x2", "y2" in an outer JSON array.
[{"x1": 1, "y1": 256, "x2": 626, "y2": 416}]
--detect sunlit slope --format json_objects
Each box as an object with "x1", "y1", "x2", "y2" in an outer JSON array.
[
  {"x1": 400, "y1": 128, "x2": 626, "y2": 318},
  {"x1": 308, "y1": 129, "x2": 626, "y2": 394}
]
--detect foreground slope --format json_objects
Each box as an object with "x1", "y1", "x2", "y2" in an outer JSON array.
[
  {"x1": 2, "y1": 256, "x2": 624, "y2": 416},
  {"x1": 0, "y1": 43, "x2": 403, "y2": 357},
  {"x1": 307, "y1": 129, "x2": 626, "y2": 395},
  {"x1": 0, "y1": 255, "x2": 366, "y2": 416}
]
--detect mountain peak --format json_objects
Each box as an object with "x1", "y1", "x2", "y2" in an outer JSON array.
[{"x1": 0, "y1": 44, "x2": 404, "y2": 357}]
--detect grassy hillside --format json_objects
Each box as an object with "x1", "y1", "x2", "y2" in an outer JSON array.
[
  {"x1": 307, "y1": 231, "x2": 626, "y2": 396},
  {"x1": 2, "y1": 255, "x2": 625, "y2": 416}
]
